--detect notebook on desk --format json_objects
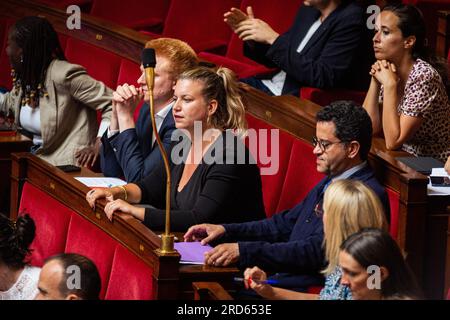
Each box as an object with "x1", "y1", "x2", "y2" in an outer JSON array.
[{"x1": 396, "y1": 157, "x2": 444, "y2": 176}]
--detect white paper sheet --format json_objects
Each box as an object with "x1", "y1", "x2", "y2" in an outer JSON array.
[{"x1": 75, "y1": 177, "x2": 127, "y2": 188}]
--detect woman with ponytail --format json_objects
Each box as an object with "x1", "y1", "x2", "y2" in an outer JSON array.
[
  {"x1": 363, "y1": 3, "x2": 450, "y2": 163},
  {"x1": 0, "y1": 16, "x2": 112, "y2": 167},
  {"x1": 86, "y1": 66, "x2": 265, "y2": 231},
  {"x1": 0, "y1": 213, "x2": 40, "y2": 300}
]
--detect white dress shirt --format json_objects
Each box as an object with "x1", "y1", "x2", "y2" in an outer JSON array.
[{"x1": 262, "y1": 18, "x2": 322, "y2": 96}]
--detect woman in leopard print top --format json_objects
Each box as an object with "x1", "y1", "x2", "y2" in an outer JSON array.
[{"x1": 363, "y1": 3, "x2": 449, "y2": 163}]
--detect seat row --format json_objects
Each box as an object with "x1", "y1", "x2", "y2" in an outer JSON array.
[{"x1": 2, "y1": 0, "x2": 446, "y2": 299}]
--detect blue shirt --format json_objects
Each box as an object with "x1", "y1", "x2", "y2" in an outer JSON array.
[{"x1": 319, "y1": 267, "x2": 352, "y2": 300}]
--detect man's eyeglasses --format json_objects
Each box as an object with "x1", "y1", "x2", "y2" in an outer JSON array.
[
  {"x1": 312, "y1": 136, "x2": 345, "y2": 152},
  {"x1": 314, "y1": 203, "x2": 324, "y2": 218}
]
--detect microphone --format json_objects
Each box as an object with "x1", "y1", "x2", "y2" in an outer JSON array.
[
  {"x1": 142, "y1": 48, "x2": 156, "y2": 92},
  {"x1": 141, "y1": 47, "x2": 175, "y2": 255}
]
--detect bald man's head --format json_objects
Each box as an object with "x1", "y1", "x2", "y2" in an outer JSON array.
[{"x1": 35, "y1": 253, "x2": 101, "y2": 300}]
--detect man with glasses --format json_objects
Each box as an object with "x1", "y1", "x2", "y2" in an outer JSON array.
[{"x1": 184, "y1": 100, "x2": 390, "y2": 293}]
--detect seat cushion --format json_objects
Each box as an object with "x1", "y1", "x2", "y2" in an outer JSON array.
[
  {"x1": 300, "y1": 87, "x2": 366, "y2": 106},
  {"x1": 276, "y1": 139, "x2": 325, "y2": 213},
  {"x1": 386, "y1": 187, "x2": 400, "y2": 239},
  {"x1": 65, "y1": 213, "x2": 117, "y2": 299},
  {"x1": 246, "y1": 114, "x2": 295, "y2": 216},
  {"x1": 18, "y1": 183, "x2": 72, "y2": 267},
  {"x1": 105, "y1": 244, "x2": 154, "y2": 300},
  {"x1": 64, "y1": 37, "x2": 121, "y2": 89}
]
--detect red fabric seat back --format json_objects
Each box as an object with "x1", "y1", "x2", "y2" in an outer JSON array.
[
  {"x1": 245, "y1": 114, "x2": 295, "y2": 216},
  {"x1": 276, "y1": 139, "x2": 325, "y2": 213},
  {"x1": 300, "y1": 87, "x2": 366, "y2": 107},
  {"x1": 386, "y1": 187, "x2": 400, "y2": 239},
  {"x1": 64, "y1": 37, "x2": 120, "y2": 90},
  {"x1": 161, "y1": 0, "x2": 241, "y2": 53},
  {"x1": 226, "y1": 0, "x2": 302, "y2": 65},
  {"x1": 90, "y1": 0, "x2": 170, "y2": 32},
  {"x1": 18, "y1": 183, "x2": 72, "y2": 267},
  {"x1": 17, "y1": 182, "x2": 155, "y2": 300},
  {"x1": 64, "y1": 213, "x2": 117, "y2": 299},
  {"x1": 57, "y1": 33, "x2": 69, "y2": 53},
  {"x1": 105, "y1": 244, "x2": 154, "y2": 300}
]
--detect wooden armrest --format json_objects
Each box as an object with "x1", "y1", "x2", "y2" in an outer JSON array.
[{"x1": 192, "y1": 282, "x2": 234, "y2": 300}]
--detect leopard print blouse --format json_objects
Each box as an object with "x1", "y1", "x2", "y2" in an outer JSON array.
[{"x1": 380, "y1": 59, "x2": 450, "y2": 163}]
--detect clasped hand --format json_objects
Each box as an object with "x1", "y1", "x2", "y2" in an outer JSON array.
[
  {"x1": 370, "y1": 60, "x2": 399, "y2": 88},
  {"x1": 112, "y1": 83, "x2": 144, "y2": 116}
]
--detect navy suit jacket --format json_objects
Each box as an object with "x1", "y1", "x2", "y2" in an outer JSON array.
[
  {"x1": 244, "y1": 2, "x2": 373, "y2": 95},
  {"x1": 100, "y1": 103, "x2": 176, "y2": 182},
  {"x1": 222, "y1": 165, "x2": 390, "y2": 291}
]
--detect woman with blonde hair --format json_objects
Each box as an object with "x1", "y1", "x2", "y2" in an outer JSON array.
[
  {"x1": 243, "y1": 179, "x2": 387, "y2": 300},
  {"x1": 86, "y1": 66, "x2": 265, "y2": 231}
]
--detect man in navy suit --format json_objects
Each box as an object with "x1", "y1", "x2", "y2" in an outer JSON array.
[
  {"x1": 184, "y1": 101, "x2": 390, "y2": 292},
  {"x1": 225, "y1": 0, "x2": 372, "y2": 95},
  {"x1": 100, "y1": 38, "x2": 198, "y2": 182}
]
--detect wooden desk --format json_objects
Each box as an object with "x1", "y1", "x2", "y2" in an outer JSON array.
[
  {"x1": 0, "y1": 133, "x2": 32, "y2": 215},
  {"x1": 424, "y1": 195, "x2": 450, "y2": 299},
  {"x1": 10, "y1": 153, "x2": 239, "y2": 299},
  {"x1": 437, "y1": 10, "x2": 450, "y2": 58}
]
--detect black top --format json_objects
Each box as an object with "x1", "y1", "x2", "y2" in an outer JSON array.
[{"x1": 135, "y1": 130, "x2": 266, "y2": 231}]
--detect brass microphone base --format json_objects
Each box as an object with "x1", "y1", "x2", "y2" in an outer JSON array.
[{"x1": 156, "y1": 234, "x2": 176, "y2": 255}]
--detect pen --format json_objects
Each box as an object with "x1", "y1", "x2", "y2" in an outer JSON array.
[{"x1": 233, "y1": 277, "x2": 279, "y2": 285}]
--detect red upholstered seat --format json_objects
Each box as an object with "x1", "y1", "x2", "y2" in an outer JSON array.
[
  {"x1": 18, "y1": 182, "x2": 156, "y2": 300},
  {"x1": 64, "y1": 37, "x2": 121, "y2": 90},
  {"x1": 89, "y1": 0, "x2": 170, "y2": 33},
  {"x1": 386, "y1": 187, "x2": 400, "y2": 239},
  {"x1": 276, "y1": 139, "x2": 325, "y2": 213},
  {"x1": 307, "y1": 286, "x2": 323, "y2": 294},
  {"x1": 18, "y1": 183, "x2": 72, "y2": 267},
  {"x1": 18, "y1": 183, "x2": 154, "y2": 299},
  {"x1": 143, "y1": 0, "x2": 241, "y2": 54},
  {"x1": 300, "y1": 87, "x2": 367, "y2": 107},
  {"x1": 199, "y1": 0, "x2": 303, "y2": 78},
  {"x1": 246, "y1": 114, "x2": 295, "y2": 217},
  {"x1": 57, "y1": 33, "x2": 69, "y2": 52},
  {"x1": 64, "y1": 37, "x2": 120, "y2": 130},
  {"x1": 105, "y1": 244, "x2": 154, "y2": 300},
  {"x1": 65, "y1": 213, "x2": 117, "y2": 299}
]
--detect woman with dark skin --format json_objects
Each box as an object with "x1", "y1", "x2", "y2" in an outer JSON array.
[{"x1": 1, "y1": 16, "x2": 112, "y2": 167}]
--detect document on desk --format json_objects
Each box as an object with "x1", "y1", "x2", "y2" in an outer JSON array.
[
  {"x1": 427, "y1": 168, "x2": 450, "y2": 196},
  {"x1": 174, "y1": 242, "x2": 213, "y2": 265},
  {"x1": 74, "y1": 177, "x2": 127, "y2": 188}
]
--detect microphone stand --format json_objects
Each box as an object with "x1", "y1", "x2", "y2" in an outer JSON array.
[{"x1": 145, "y1": 66, "x2": 176, "y2": 255}]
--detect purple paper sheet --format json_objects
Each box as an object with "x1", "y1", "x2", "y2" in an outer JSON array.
[{"x1": 174, "y1": 242, "x2": 213, "y2": 264}]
